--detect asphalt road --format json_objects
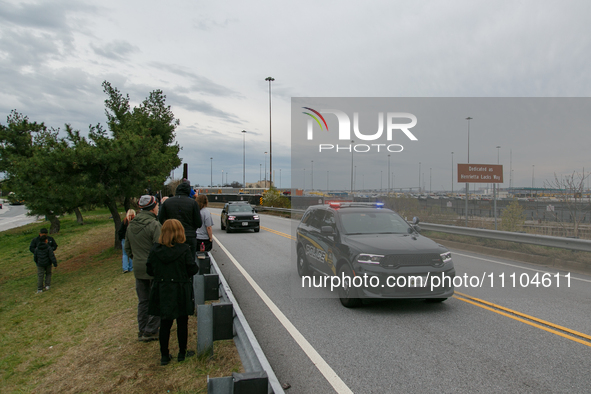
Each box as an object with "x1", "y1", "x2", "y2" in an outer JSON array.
[
  {"x1": 0, "y1": 202, "x2": 41, "y2": 232},
  {"x1": 209, "y1": 208, "x2": 591, "y2": 394}
]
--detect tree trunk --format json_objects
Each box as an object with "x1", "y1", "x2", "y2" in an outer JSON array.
[
  {"x1": 106, "y1": 198, "x2": 122, "y2": 249},
  {"x1": 48, "y1": 214, "x2": 60, "y2": 234},
  {"x1": 124, "y1": 196, "x2": 131, "y2": 213},
  {"x1": 74, "y1": 207, "x2": 84, "y2": 225}
]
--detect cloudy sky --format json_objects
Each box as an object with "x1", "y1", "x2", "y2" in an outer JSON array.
[{"x1": 1, "y1": 0, "x2": 590, "y2": 190}]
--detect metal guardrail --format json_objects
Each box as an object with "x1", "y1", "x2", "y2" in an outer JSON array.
[
  {"x1": 419, "y1": 223, "x2": 591, "y2": 253},
  {"x1": 256, "y1": 206, "x2": 591, "y2": 253},
  {"x1": 209, "y1": 254, "x2": 285, "y2": 394}
]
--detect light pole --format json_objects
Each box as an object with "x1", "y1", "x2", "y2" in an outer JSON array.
[
  {"x1": 380, "y1": 170, "x2": 383, "y2": 192},
  {"x1": 265, "y1": 77, "x2": 274, "y2": 188},
  {"x1": 303, "y1": 168, "x2": 306, "y2": 191},
  {"x1": 532, "y1": 165, "x2": 535, "y2": 197},
  {"x1": 221, "y1": 170, "x2": 223, "y2": 187},
  {"x1": 280, "y1": 169, "x2": 282, "y2": 189},
  {"x1": 429, "y1": 167, "x2": 432, "y2": 194},
  {"x1": 388, "y1": 154, "x2": 391, "y2": 196},
  {"x1": 465, "y1": 117, "x2": 472, "y2": 226},
  {"x1": 311, "y1": 160, "x2": 314, "y2": 190},
  {"x1": 264, "y1": 151, "x2": 267, "y2": 188},
  {"x1": 242, "y1": 130, "x2": 247, "y2": 188},
  {"x1": 451, "y1": 152, "x2": 454, "y2": 196},
  {"x1": 494, "y1": 146, "x2": 501, "y2": 230},
  {"x1": 418, "y1": 162, "x2": 421, "y2": 193},
  {"x1": 259, "y1": 164, "x2": 261, "y2": 186},
  {"x1": 350, "y1": 140, "x2": 354, "y2": 194},
  {"x1": 327, "y1": 170, "x2": 329, "y2": 193},
  {"x1": 210, "y1": 157, "x2": 213, "y2": 188}
]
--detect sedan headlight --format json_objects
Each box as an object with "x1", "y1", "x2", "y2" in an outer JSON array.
[
  {"x1": 440, "y1": 251, "x2": 452, "y2": 263},
  {"x1": 357, "y1": 253, "x2": 384, "y2": 264}
]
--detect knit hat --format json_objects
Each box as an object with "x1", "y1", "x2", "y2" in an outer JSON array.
[
  {"x1": 40, "y1": 228, "x2": 48, "y2": 234},
  {"x1": 138, "y1": 195, "x2": 157, "y2": 211}
]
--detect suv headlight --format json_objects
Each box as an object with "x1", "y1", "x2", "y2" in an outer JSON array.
[
  {"x1": 228, "y1": 215, "x2": 236, "y2": 220},
  {"x1": 357, "y1": 253, "x2": 384, "y2": 264},
  {"x1": 440, "y1": 251, "x2": 452, "y2": 263}
]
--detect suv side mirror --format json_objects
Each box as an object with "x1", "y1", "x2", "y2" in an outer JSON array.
[{"x1": 321, "y1": 226, "x2": 335, "y2": 235}]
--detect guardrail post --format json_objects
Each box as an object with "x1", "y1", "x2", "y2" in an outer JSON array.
[
  {"x1": 197, "y1": 302, "x2": 233, "y2": 358},
  {"x1": 197, "y1": 304, "x2": 213, "y2": 357},
  {"x1": 197, "y1": 252, "x2": 211, "y2": 274},
  {"x1": 208, "y1": 372, "x2": 269, "y2": 394}
]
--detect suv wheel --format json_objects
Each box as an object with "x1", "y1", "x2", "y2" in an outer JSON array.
[
  {"x1": 337, "y1": 265, "x2": 361, "y2": 308},
  {"x1": 296, "y1": 246, "x2": 311, "y2": 277},
  {"x1": 221, "y1": 220, "x2": 226, "y2": 230},
  {"x1": 254, "y1": 227, "x2": 260, "y2": 233}
]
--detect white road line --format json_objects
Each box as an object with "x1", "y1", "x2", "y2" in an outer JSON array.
[
  {"x1": 214, "y1": 235, "x2": 354, "y2": 394},
  {"x1": 453, "y1": 252, "x2": 591, "y2": 284}
]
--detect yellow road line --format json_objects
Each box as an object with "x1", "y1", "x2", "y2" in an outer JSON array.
[
  {"x1": 454, "y1": 292, "x2": 591, "y2": 347},
  {"x1": 229, "y1": 221, "x2": 591, "y2": 347},
  {"x1": 261, "y1": 226, "x2": 295, "y2": 240}
]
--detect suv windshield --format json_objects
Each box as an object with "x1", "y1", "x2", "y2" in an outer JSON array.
[
  {"x1": 228, "y1": 205, "x2": 252, "y2": 213},
  {"x1": 339, "y1": 211, "x2": 410, "y2": 235}
]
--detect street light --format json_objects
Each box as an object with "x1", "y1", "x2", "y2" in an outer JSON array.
[
  {"x1": 465, "y1": 117, "x2": 472, "y2": 226},
  {"x1": 388, "y1": 154, "x2": 391, "y2": 196},
  {"x1": 532, "y1": 165, "x2": 535, "y2": 196},
  {"x1": 429, "y1": 167, "x2": 432, "y2": 194},
  {"x1": 327, "y1": 170, "x2": 329, "y2": 193},
  {"x1": 242, "y1": 130, "x2": 247, "y2": 188},
  {"x1": 350, "y1": 140, "x2": 354, "y2": 194},
  {"x1": 264, "y1": 151, "x2": 267, "y2": 188},
  {"x1": 418, "y1": 162, "x2": 421, "y2": 193},
  {"x1": 311, "y1": 160, "x2": 314, "y2": 190},
  {"x1": 451, "y1": 152, "x2": 454, "y2": 195},
  {"x1": 210, "y1": 157, "x2": 213, "y2": 188},
  {"x1": 494, "y1": 146, "x2": 501, "y2": 230},
  {"x1": 221, "y1": 170, "x2": 223, "y2": 187},
  {"x1": 265, "y1": 77, "x2": 275, "y2": 188}
]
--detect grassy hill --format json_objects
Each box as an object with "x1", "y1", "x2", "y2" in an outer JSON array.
[{"x1": 0, "y1": 209, "x2": 241, "y2": 393}]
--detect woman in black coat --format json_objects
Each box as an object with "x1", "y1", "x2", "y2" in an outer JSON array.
[{"x1": 146, "y1": 219, "x2": 199, "y2": 365}]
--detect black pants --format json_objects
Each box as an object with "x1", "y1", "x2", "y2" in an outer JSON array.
[
  {"x1": 185, "y1": 236, "x2": 197, "y2": 260},
  {"x1": 196, "y1": 238, "x2": 213, "y2": 252},
  {"x1": 159, "y1": 315, "x2": 189, "y2": 357}
]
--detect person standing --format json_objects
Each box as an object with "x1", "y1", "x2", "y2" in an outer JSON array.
[
  {"x1": 158, "y1": 181, "x2": 202, "y2": 257},
  {"x1": 125, "y1": 195, "x2": 161, "y2": 342},
  {"x1": 195, "y1": 195, "x2": 213, "y2": 252},
  {"x1": 147, "y1": 219, "x2": 199, "y2": 365},
  {"x1": 29, "y1": 228, "x2": 58, "y2": 254},
  {"x1": 33, "y1": 234, "x2": 58, "y2": 293},
  {"x1": 118, "y1": 209, "x2": 136, "y2": 273}
]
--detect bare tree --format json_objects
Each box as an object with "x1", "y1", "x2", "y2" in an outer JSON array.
[{"x1": 544, "y1": 170, "x2": 591, "y2": 238}]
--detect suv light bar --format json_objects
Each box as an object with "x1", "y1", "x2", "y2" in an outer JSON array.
[{"x1": 327, "y1": 201, "x2": 384, "y2": 209}]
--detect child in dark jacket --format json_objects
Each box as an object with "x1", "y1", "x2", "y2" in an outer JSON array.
[
  {"x1": 34, "y1": 235, "x2": 58, "y2": 293},
  {"x1": 147, "y1": 219, "x2": 199, "y2": 365}
]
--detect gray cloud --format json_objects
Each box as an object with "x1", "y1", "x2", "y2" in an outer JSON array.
[
  {"x1": 150, "y1": 62, "x2": 241, "y2": 97},
  {"x1": 90, "y1": 40, "x2": 139, "y2": 62}
]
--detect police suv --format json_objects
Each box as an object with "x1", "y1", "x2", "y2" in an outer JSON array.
[{"x1": 296, "y1": 202, "x2": 455, "y2": 307}]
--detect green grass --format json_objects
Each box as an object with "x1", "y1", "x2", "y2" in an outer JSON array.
[{"x1": 0, "y1": 209, "x2": 242, "y2": 393}]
